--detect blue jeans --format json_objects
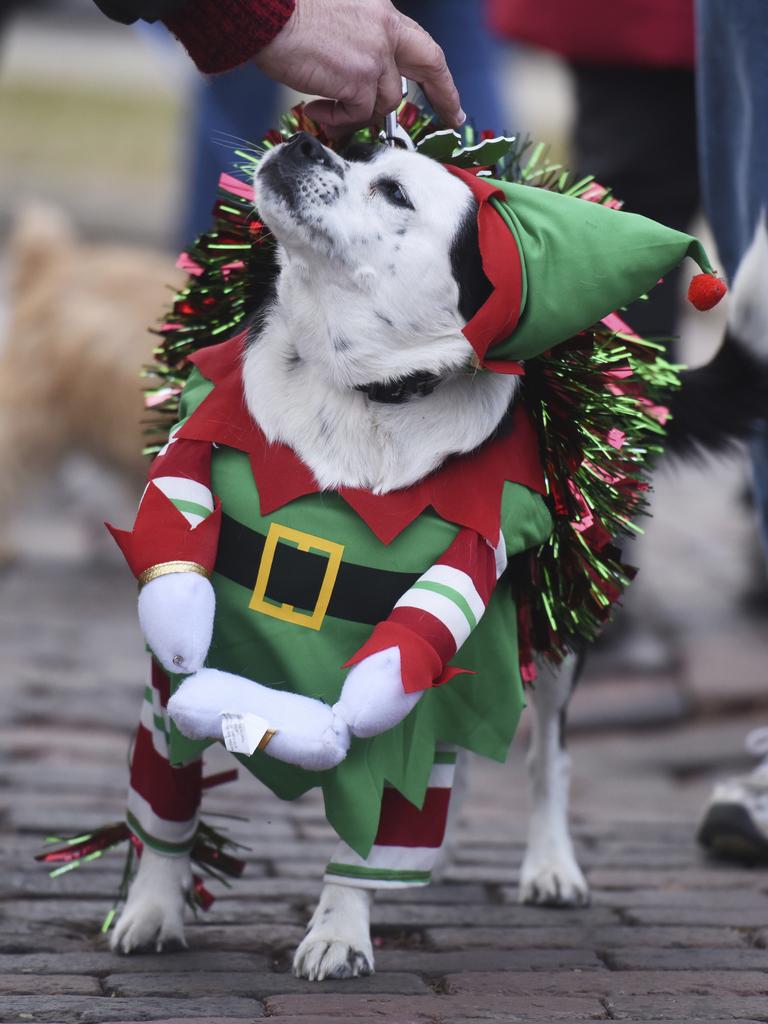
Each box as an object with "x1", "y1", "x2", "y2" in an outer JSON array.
[
  {"x1": 178, "y1": 0, "x2": 505, "y2": 245},
  {"x1": 696, "y1": 0, "x2": 768, "y2": 552}
]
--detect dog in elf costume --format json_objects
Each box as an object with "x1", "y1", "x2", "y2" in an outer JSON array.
[{"x1": 45, "y1": 112, "x2": 768, "y2": 979}]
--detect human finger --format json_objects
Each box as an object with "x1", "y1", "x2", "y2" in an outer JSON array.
[
  {"x1": 394, "y1": 16, "x2": 464, "y2": 127},
  {"x1": 304, "y1": 88, "x2": 377, "y2": 131},
  {"x1": 372, "y1": 63, "x2": 405, "y2": 120}
]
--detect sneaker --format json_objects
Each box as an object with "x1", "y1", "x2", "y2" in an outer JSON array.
[{"x1": 698, "y1": 727, "x2": 768, "y2": 863}]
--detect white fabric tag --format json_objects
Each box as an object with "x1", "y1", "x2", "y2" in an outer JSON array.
[{"x1": 220, "y1": 711, "x2": 270, "y2": 756}]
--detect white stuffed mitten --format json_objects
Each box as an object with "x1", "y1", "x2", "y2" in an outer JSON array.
[
  {"x1": 168, "y1": 668, "x2": 350, "y2": 772},
  {"x1": 333, "y1": 646, "x2": 422, "y2": 739},
  {"x1": 138, "y1": 572, "x2": 215, "y2": 676}
]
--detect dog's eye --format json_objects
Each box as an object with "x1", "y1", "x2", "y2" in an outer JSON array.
[{"x1": 372, "y1": 178, "x2": 413, "y2": 210}]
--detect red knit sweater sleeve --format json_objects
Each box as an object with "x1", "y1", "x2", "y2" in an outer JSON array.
[{"x1": 164, "y1": 0, "x2": 295, "y2": 74}]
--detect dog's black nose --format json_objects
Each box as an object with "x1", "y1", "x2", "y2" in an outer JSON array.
[{"x1": 284, "y1": 131, "x2": 335, "y2": 170}]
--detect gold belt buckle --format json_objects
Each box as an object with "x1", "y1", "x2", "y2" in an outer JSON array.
[{"x1": 249, "y1": 522, "x2": 344, "y2": 631}]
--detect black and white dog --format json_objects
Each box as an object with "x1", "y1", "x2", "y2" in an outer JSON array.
[{"x1": 112, "y1": 134, "x2": 768, "y2": 979}]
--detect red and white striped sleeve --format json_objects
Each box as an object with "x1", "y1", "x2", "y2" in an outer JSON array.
[
  {"x1": 106, "y1": 422, "x2": 222, "y2": 583},
  {"x1": 344, "y1": 528, "x2": 508, "y2": 694}
]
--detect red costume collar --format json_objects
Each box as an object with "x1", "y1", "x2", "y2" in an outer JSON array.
[{"x1": 176, "y1": 332, "x2": 545, "y2": 545}]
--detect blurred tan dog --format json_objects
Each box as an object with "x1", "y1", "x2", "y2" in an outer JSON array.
[{"x1": 0, "y1": 205, "x2": 183, "y2": 560}]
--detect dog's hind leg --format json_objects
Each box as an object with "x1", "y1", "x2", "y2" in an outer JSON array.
[
  {"x1": 293, "y1": 749, "x2": 456, "y2": 981},
  {"x1": 111, "y1": 661, "x2": 201, "y2": 953},
  {"x1": 519, "y1": 654, "x2": 589, "y2": 907}
]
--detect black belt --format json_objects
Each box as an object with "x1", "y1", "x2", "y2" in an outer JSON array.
[{"x1": 214, "y1": 513, "x2": 420, "y2": 627}]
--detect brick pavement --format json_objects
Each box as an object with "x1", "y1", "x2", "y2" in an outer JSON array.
[
  {"x1": 3, "y1": 9, "x2": 768, "y2": 1020},
  {"x1": 2, "y1": 471, "x2": 768, "y2": 1024}
]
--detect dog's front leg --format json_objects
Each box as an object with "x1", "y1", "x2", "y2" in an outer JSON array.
[
  {"x1": 111, "y1": 846, "x2": 192, "y2": 953},
  {"x1": 111, "y1": 661, "x2": 201, "y2": 954},
  {"x1": 293, "y1": 884, "x2": 374, "y2": 981},
  {"x1": 519, "y1": 654, "x2": 589, "y2": 906},
  {"x1": 294, "y1": 749, "x2": 457, "y2": 981}
]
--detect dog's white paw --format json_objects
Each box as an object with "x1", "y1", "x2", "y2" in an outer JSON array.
[
  {"x1": 293, "y1": 884, "x2": 374, "y2": 981},
  {"x1": 519, "y1": 846, "x2": 589, "y2": 907},
  {"x1": 111, "y1": 894, "x2": 187, "y2": 954},
  {"x1": 110, "y1": 848, "x2": 191, "y2": 954}
]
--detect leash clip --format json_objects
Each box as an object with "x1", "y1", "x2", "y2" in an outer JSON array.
[{"x1": 382, "y1": 77, "x2": 415, "y2": 151}]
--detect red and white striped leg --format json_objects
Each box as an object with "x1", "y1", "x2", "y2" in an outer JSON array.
[
  {"x1": 126, "y1": 660, "x2": 203, "y2": 855},
  {"x1": 112, "y1": 661, "x2": 203, "y2": 953},
  {"x1": 324, "y1": 748, "x2": 456, "y2": 890},
  {"x1": 294, "y1": 749, "x2": 457, "y2": 979}
]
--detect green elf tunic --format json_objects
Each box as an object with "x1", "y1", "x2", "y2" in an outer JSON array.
[{"x1": 114, "y1": 333, "x2": 552, "y2": 857}]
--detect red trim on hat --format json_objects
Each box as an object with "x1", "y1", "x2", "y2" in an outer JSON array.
[{"x1": 443, "y1": 166, "x2": 524, "y2": 373}]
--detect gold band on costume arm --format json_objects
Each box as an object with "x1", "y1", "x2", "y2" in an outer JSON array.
[
  {"x1": 137, "y1": 561, "x2": 211, "y2": 589},
  {"x1": 258, "y1": 728, "x2": 278, "y2": 752}
]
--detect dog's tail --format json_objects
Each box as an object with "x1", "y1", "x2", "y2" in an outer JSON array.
[
  {"x1": 8, "y1": 202, "x2": 75, "y2": 298},
  {"x1": 665, "y1": 214, "x2": 768, "y2": 457}
]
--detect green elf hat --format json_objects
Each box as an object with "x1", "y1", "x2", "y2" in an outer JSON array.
[{"x1": 444, "y1": 166, "x2": 727, "y2": 372}]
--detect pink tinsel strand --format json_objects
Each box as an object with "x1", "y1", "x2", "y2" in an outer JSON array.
[
  {"x1": 218, "y1": 172, "x2": 254, "y2": 202},
  {"x1": 145, "y1": 387, "x2": 182, "y2": 409},
  {"x1": 176, "y1": 253, "x2": 204, "y2": 277},
  {"x1": 601, "y1": 312, "x2": 640, "y2": 338}
]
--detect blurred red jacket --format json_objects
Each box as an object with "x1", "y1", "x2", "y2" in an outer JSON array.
[{"x1": 487, "y1": 0, "x2": 694, "y2": 68}]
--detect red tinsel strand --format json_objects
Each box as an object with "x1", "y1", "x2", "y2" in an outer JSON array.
[
  {"x1": 192, "y1": 874, "x2": 216, "y2": 911},
  {"x1": 201, "y1": 768, "x2": 239, "y2": 790},
  {"x1": 36, "y1": 823, "x2": 130, "y2": 865},
  {"x1": 191, "y1": 840, "x2": 246, "y2": 878},
  {"x1": 515, "y1": 599, "x2": 538, "y2": 683},
  {"x1": 398, "y1": 101, "x2": 421, "y2": 129}
]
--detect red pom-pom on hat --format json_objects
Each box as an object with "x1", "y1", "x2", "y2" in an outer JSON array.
[{"x1": 688, "y1": 273, "x2": 727, "y2": 311}]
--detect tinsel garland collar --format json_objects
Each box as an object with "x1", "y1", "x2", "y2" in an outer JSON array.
[
  {"x1": 142, "y1": 101, "x2": 690, "y2": 672},
  {"x1": 176, "y1": 331, "x2": 545, "y2": 545}
]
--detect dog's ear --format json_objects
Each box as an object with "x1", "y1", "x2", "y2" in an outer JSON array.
[
  {"x1": 341, "y1": 141, "x2": 382, "y2": 163},
  {"x1": 9, "y1": 203, "x2": 75, "y2": 296},
  {"x1": 450, "y1": 200, "x2": 493, "y2": 322}
]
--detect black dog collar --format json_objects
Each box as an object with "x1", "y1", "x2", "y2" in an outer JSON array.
[{"x1": 356, "y1": 371, "x2": 442, "y2": 404}]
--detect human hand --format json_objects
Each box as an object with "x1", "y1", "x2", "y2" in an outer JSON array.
[{"x1": 254, "y1": 0, "x2": 464, "y2": 130}]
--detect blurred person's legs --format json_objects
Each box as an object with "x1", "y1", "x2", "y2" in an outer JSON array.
[
  {"x1": 179, "y1": 67, "x2": 281, "y2": 247},
  {"x1": 695, "y1": 0, "x2": 768, "y2": 861},
  {"x1": 696, "y1": 2, "x2": 767, "y2": 285},
  {"x1": 751, "y1": 422, "x2": 768, "y2": 566},
  {"x1": 399, "y1": 0, "x2": 505, "y2": 133},
  {"x1": 571, "y1": 64, "x2": 700, "y2": 670},
  {"x1": 699, "y1": 727, "x2": 768, "y2": 861},
  {"x1": 571, "y1": 64, "x2": 699, "y2": 349}
]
